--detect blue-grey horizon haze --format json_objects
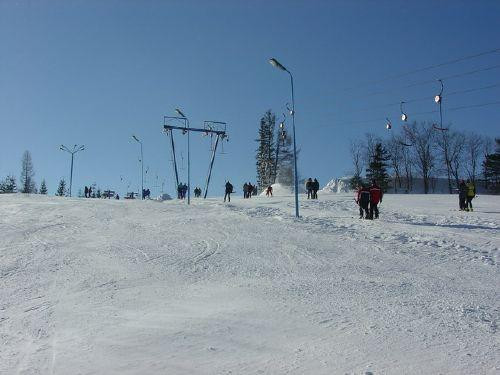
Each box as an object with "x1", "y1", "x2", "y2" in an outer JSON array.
[{"x1": 1, "y1": 0, "x2": 499, "y2": 198}]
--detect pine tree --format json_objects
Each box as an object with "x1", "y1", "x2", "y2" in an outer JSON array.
[
  {"x1": 276, "y1": 133, "x2": 294, "y2": 187},
  {"x1": 349, "y1": 175, "x2": 364, "y2": 190},
  {"x1": 482, "y1": 138, "x2": 500, "y2": 193},
  {"x1": 0, "y1": 175, "x2": 17, "y2": 193},
  {"x1": 256, "y1": 110, "x2": 276, "y2": 191},
  {"x1": 56, "y1": 178, "x2": 66, "y2": 196},
  {"x1": 39, "y1": 179, "x2": 48, "y2": 195},
  {"x1": 20, "y1": 150, "x2": 36, "y2": 193},
  {"x1": 366, "y1": 143, "x2": 391, "y2": 191}
]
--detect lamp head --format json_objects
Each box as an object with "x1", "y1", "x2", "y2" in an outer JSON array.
[
  {"x1": 132, "y1": 135, "x2": 140, "y2": 142},
  {"x1": 269, "y1": 58, "x2": 287, "y2": 71},
  {"x1": 175, "y1": 108, "x2": 186, "y2": 118},
  {"x1": 434, "y1": 95, "x2": 441, "y2": 103}
]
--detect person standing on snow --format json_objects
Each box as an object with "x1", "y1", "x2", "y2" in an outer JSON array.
[
  {"x1": 224, "y1": 181, "x2": 233, "y2": 202},
  {"x1": 266, "y1": 185, "x2": 273, "y2": 197},
  {"x1": 243, "y1": 183, "x2": 248, "y2": 199},
  {"x1": 458, "y1": 180, "x2": 467, "y2": 210},
  {"x1": 312, "y1": 178, "x2": 320, "y2": 199},
  {"x1": 356, "y1": 184, "x2": 371, "y2": 219},
  {"x1": 247, "y1": 183, "x2": 253, "y2": 198},
  {"x1": 465, "y1": 179, "x2": 476, "y2": 211},
  {"x1": 306, "y1": 178, "x2": 313, "y2": 199},
  {"x1": 369, "y1": 179, "x2": 383, "y2": 219},
  {"x1": 84, "y1": 186, "x2": 89, "y2": 198}
]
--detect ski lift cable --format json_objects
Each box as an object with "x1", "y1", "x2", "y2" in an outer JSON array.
[
  {"x1": 323, "y1": 100, "x2": 500, "y2": 127},
  {"x1": 353, "y1": 63, "x2": 500, "y2": 99},
  {"x1": 345, "y1": 82, "x2": 500, "y2": 114},
  {"x1": 342, "y1": 47, "x2": 500, "y2": 91}
]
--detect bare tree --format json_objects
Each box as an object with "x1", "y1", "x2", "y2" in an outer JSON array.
[
  {"x1": 20, "y1": 150, "x2": 36, "y2": 193},
  {"x1": 349, "y1": 140, "x2": 364, "y2": 188},
  {"x1": 435, "y1": 127, "x2": 454, "y2": 193},
  {"x1": 464, "y1": 132, "x2": 483, "y2": 183},
  {"x1": 448, "y1": 131, "x2": 466, "y2": 188},
  {"x1": 386, "y1": 135, "x2": 404, "y2": 192},
  {"x1": 405, "y1": 122, "x2": 436, "y2": 194}
]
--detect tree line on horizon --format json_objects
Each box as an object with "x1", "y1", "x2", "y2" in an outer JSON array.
[
  {"x1": 349, "y1": 121, "x2": 499, "y2": 194},
  {"x1": 0, "y1": 150, "x2": 68, "y2": 196}
]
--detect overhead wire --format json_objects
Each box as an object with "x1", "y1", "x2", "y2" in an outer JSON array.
[
  {"x1": 343, "y1": 82, "x2": 500, "y2": 114},
  {"x1": 325, "y1": 100, "x2": 500, "y2": 127},
  {"x1": 357, "y1": 63, "x2": 500, "y2": 99},
  {"x1": 342, "y1": 47, "x2": 500, "y2": 91}
]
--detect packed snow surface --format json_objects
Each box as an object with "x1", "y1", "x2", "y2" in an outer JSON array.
[{"x1": 1, "y1": 193, "x2": 499, "y2": 374}]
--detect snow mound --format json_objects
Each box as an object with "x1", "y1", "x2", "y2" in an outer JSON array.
[
  {"x1": 321, "y1": 177, "x2": 352, "y2": 193},
  {"x1": 259, "y1": 183, "x2": 306, "y2": 196},
  {"x1": 156, "y1": 193, "x2": 172, "y2": 201},
  {"x1": 260, "y1": 183, "x2": 292, "y2": 196}
]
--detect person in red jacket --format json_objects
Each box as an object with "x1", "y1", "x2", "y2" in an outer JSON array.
[{"x1": 369, "y1": 179, "x2": 383, "y2": 219}]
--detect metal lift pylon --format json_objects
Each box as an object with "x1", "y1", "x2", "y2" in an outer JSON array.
[{"x1": 164, "y1": 118, "x2": 227, "y2": 200}]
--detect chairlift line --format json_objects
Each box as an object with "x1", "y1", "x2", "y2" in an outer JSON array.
[
  {"x1": 342, "y1": 47, "x2": 500, "y2": 92},
  {"x1": 354, "y1": 63, "x2": 500, "y2": 100}
]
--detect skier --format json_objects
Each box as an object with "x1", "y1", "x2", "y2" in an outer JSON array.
[
  {"x1": 224, "y1": 181, "x2": 233, "y2": 202},
  {"x1": 312, "y1": 178, "x2": 320, "y2": 199},
  {"x1": 356, "y1": 184, "x2": 371, "y2": 219},
  {"x1": 458, "y1": 180, "x2": 467, "y2": 210},
  {"x1": 369, "y1": 179, "x2": 382, "y2": 219},
  {"x1": 266, "y1": 185, "x2": 273, "y2": 197},
  {"x1": 84, "y1": 186, "x2": 89, "y2": 198},
  {"x1": 465, "y1": 179, "x2": 476, "y2": 211},
  {"x1": 306, "y1": 178, "x2": 313, "y2": 199},
  {"x1": 243, "y1": 183, "x2": 248, "y2": 198}
]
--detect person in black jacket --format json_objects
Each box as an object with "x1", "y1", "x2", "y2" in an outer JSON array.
[
  {"x1": 356, "y1": 185, "x2": 371, "y2": 219},
  {"x1": 224, "y1": 181, "x2": 233, "y2": 202},
  {"x1": 312, "y1": 178, "x2": 320, "y2": 199},
  {"x1": 458, "y1": 180, "x2": 467, "y2": 210}
]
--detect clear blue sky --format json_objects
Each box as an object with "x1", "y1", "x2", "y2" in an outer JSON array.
[{"x1": 1, "y1": 0, "x2": 499, "y2": 197}]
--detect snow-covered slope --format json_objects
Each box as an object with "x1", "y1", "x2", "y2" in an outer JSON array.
[{"x1": 1, "y1": 193, "x2": 499, "y2": 374}]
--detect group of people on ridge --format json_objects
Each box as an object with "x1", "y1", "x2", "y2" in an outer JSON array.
[
  {"x1": 242, "y1": 182, "x2": 257, "y2": 198},
  {"x1": 194, "y1": 187, "x2": 202, "y2": 198},
  {"x1": 84, "y1": 185, "x2": 93, "y2": 198},
  {"x1": 356, "y1": 180, "x2": 382, "y2": 219},
  {"x1": 177, "y1": 183, "x2": 188, "y2": 199},
  {"x1": 305, "y1": 178, "x2": 320, "y2": 199},
  {"x1": 458, "y1": 179, "x2": 476, "y2": 211}
]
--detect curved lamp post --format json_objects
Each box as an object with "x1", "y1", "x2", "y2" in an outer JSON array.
[
  {"x1": 269, "y1": 58, "x2": 299, "y2": 218},
  {"x1": 132, "y1": 135, "x2": 144, "y2": 199},
  {"x1": 60, "y1": 144, "x2": 85, "y2": 197}
]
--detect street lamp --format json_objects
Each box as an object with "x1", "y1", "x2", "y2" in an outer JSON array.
[
  {"x1": 269, "y1": 57, "x2": 299, "y2": 218},
  {"x1": 60, "y1": 144, "x2": 85, "y2": 197},
  {"x1": 175, "y1": 108, "x2": 191, "y2": 205},
  {"x1": 132, "y1": 135, "x2": 144, "y2": 199}
]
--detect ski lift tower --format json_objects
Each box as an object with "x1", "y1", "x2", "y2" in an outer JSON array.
[{"x1": 163, "y1": 117, "x2": 228, "y2": 202}]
